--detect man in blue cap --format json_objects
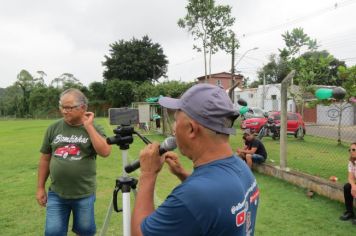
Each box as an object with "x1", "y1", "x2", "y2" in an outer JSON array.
[{"x1": 131, "y1": 83, "x2": 259, "y2": 236}]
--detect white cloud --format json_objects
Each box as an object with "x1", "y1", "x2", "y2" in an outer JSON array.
[{"x1": 0, "y1": 20, "x2": 75, "y2": 55}]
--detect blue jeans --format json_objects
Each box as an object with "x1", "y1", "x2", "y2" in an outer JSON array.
[
  {"x1": 251, "y1": 154, "x2": 266, "y2": 164},
  {"x1": 45, "y1": 190, "x2": 96, "y2": 236}
]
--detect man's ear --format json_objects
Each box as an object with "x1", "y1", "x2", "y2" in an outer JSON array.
[{"x1": 187, "y1": 120, "x2": 200, "y2": 138}]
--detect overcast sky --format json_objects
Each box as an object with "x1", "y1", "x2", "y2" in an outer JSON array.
[{"x1": 1, "y1": 0, "x2": 355, "y2": 88}]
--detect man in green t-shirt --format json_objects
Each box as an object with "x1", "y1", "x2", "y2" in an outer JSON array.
[{"x1": 36, "y1": 88, "x2": 111, "y2": 236}]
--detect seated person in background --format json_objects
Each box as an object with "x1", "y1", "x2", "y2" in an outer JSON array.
[
  {"x1": 236, "y1": 135, "x2": 248, "y2": 159},
  {"x1": 236, "y1": 129, "x2": 267, "y2": 168},
  {"x1": 340, "y1": 142, "x2": 356, "y2": 223}
]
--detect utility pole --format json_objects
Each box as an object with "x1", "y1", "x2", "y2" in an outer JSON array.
[
  {"x1": 229, "y1": 33, "x2": 235, "y2": 102},
  {"x1": 229, "y1": 46, "x2": 258, "y2": 103}
]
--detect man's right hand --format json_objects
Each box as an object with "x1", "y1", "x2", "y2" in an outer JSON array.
[
  {"x1": 165, "y1": 152, "x2": 189, "y2": 181},
  {"x1": 139, "y1": 142, "x2": 164, "y2": 175},
  {"x1": 36, "y1": 188, "x2": 47, "y2": 207}
]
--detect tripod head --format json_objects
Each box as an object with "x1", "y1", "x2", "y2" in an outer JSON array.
[
  {"x1": 106, "y1": 124, "x2": 151, "y2": 150},
  {"x1": 106, "y1": 125, "x2": 134, "y2": 150}
]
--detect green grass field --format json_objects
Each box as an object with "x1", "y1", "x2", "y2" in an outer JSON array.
[{"x1": 0, "y1": 119, "x2": 355, "y2": 235}]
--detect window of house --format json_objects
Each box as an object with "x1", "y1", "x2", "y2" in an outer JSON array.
[
  {"x1": 271, "y1": 95, "x2": 277, "y2": 100},
  {"x1": 216, "y1": 80, "x2": 222, "y2": 86}
]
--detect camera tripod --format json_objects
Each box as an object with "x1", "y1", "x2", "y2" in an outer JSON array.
[{"x1": 100, "y1": 125, "x2": 150, "y2": 236}]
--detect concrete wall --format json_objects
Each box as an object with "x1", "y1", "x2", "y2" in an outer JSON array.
[
  {"x1": 253, "y1": 164, "x2": 345, "y2": 203},
  {"x1": 317, "y1": 103, "x2": 354, "y2": 126}
]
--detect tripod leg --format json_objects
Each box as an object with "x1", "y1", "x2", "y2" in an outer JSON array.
[
  {"x1": 122, "y1": 192, "x2": 131, "y2": 236},
  {"x1": 100, "y1": 197, "x2": 114, "y2": 236}
]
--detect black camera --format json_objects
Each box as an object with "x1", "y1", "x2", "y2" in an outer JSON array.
[
  {"x1": 106, "y1": 107, "x2": 151, "y2": 150},
  {"x1": 106, "y1": 108, "x2": 140, "y2": 149}
]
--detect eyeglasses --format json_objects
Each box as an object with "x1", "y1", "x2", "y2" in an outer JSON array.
[
  {"x1": 349, "y1": 148, "x2": 356, "y2": 152},
  {"x1": 59, "y1": 104, "x2": 81, "y2": 112}
]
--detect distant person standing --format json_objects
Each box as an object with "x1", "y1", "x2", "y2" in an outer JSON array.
[
  {"x1": 237, "y1": 129, "x2": 267, "y2": 168},
  {"x1": 340, "y1": 142, "x2": 356, "y2": 223},
  {"x1": 36, "y1": 88, "x2": 111, "y2": 236}
]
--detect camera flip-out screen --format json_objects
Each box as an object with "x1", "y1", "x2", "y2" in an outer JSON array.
[{"x1": 109, "y1": 108, "x2": 139, "y2": 126}]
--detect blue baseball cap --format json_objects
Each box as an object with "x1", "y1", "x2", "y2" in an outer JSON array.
[{"x1": 158, "y1": 83, "x2": 239, "y2": 135}]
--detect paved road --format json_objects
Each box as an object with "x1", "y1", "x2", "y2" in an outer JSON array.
[{"x1": 306, "y1": 124, "x2": 356, "y2": 142}]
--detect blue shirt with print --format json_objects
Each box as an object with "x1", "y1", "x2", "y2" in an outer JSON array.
[{"x1": 141, "y1": 155, "x2": 259, "y2": 236}]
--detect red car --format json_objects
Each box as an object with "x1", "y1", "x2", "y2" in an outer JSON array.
[
  {"x1": 241, "y1": 111, "x2": 306, "y2": 136},
  {"x1": 54, "y1": 144, "x2": 81, "y2": 159}
]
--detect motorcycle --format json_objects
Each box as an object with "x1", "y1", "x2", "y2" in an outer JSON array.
[{"x1": 257, "y1": 117, "x2": 280, "y2": 140}]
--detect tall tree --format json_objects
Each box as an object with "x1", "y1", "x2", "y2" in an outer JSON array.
[
  {"x1": 50, "y1": 73, "x2": 83, "y2": 89},
  {"x1": 15, "y1": 69, "x2": 37, "y2": 117},
  {"x1": 178, "y1": 0, "x2": 236, "y2": 80},
  {"x1": 34, "y1": 71, "x2": 47, "y2": 86},
  {"x1": 105, "y1": 80, "x2": 135, "y2": 107},
  {"x1": 0, "y1": 88, "x2": 4, "y2": 116},
  {"x1": 290, "y1": 54, "x2": 334, "y2": 114},
  {"x1": 88, "y1": 81, "x2": 108, "y2": 116},
  {"x1": 29, "y1": 86, "x2": 61, "y2": 118},
  {"x1": 207, "y1": 6, "x2": 236, "y2": 76},
  {"x1": 257, "y1": 54, "x2": 289, "y2": 84},
  {"x1": 279, "y1": 27, "x2": 318, "y2": 59},
  {"x1": 134, "y1": 82, "x2": 159, "y2": 102},
  {"x1": 102, "y1": 36, "x2": 168, "y2": 83},
  {"x1": 279, "y1": 28, "x2": 328, "y2": 115},
  {"x1": 289, "y1": 50, "x2": 346, "y2": 115},
  {"x1": 298, "y1": 51, "x2": 346, "y2": 86},
  {"x1": 0, "y1": 85, "x2": 22, "y2": 117},
  {"x1": 89, "y1": 81, "x2": 106, "y2": 101},
  {"x1": 156, "y1": 81, "x2": 195, "y2": 98},
  {"x1": 338, "y1": 65, "x2": 356, "y2": 100}
]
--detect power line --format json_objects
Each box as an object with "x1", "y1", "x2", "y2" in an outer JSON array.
[
  {"x1": 170, "y1": 56, "x2": 201, "y2": 67},
  {"x1": 240, "y1": 0, "x2": 356, "y2": 38},
  {"x1": 243, "y1": 55, "x2": 267, "y2": 63}
]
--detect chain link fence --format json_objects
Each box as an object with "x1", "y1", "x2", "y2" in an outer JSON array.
[
  {"x1": 161, "y1": 98, "x2": 355, "y2": 185},
  {"x1": 248, "y1": 94, "x2": 355, "y2": 186}
]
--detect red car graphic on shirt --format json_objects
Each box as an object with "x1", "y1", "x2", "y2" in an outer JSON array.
[{"x1": 54, "y1": 144, "x2": 81, "y2": 159}]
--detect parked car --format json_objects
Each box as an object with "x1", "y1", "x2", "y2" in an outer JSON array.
[
  {"x1": 241, "y1": 111, "x2": 306, "y2": 137},
  {"x1": 269, "y1": 112, "x2": 306, "y2": 137}
]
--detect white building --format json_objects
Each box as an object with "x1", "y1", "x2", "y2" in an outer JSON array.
[
  {"x1": 233, "y1": 87, "x2": 258, "y2": 109},
  {"x1": 234, "y1": 83, "x2": 296, "y2": 112}
]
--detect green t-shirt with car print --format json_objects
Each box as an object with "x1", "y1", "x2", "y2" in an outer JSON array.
[{"x1": 40, "y1": 119, "x2": 106, "y2": 199}]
